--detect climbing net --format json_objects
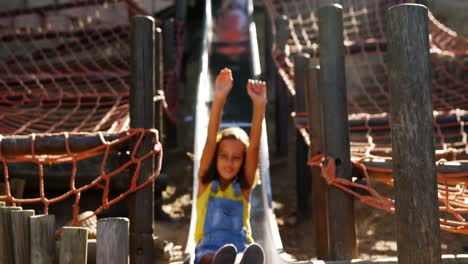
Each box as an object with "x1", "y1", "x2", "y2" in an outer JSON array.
[
  {"x1": 264, "y1": 0, "x2": 468, "y2": 234},
  {"x1": 0, "y1": 0, "x2": 184, "y2": 135},
  {"x1": 0, "y1": 129, "x2": 162, "y2": 226},
  {"x1": 0, "y1": 0, "x2": 183, "y2": 224}
]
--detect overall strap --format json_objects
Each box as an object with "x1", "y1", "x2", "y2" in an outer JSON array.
[
  {"x1": 210, "y1": 179, "x2": 242, "y2": 197},
  {"x1": 233, "y1": 181, "x2": 241, "y2": 196},
  {"x1": 211, "y1": 179, "x2": 219, "y2": 192}
]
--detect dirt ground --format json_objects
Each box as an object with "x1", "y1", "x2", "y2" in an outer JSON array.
[{"x1": 154, "y1": 148, "x2": 468, "y2": 263}]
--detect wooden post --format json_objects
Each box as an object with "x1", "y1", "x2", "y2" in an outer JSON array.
[
  {"x1": 0, "y1": 178, "x2": 27, "y2": 204},
  {"x1": 97, "y1": 218, "x2": 129, "y2": 264},
  {"x1": 317, "y1": 4, "x2": 357, "y2": 260},
  {"x1": 175, "y1": 0, "x2": 187, "y2": 21},
  {"x1": 264, "y1": 9, "x2": 277, "y2": 154},
  {"x1": 129, "y1": 15, "x2": 155, "y2": 264},
  {"x1": 386, "y1": 4, "x2": 441, "y2": 264},
  {"x1": 306, "y1": 64, "x2": 330, "y2": 260},
  {"x1": 0, "y1": 206, "x2": 22, "y2": 264},
  {"x1": 293, "y1": 53, "x2": 312, "y2": 216},
  {"x1": 59, "y1": 227, "x2": 88, "y2": 264},
  {"x1": 155, "y1": 27, "x2": 164, "y2": 140},
  {"x1": 30, "y1": 214, "x2": 56, "y2": 264},
  {"x1": 416, "y1": 0, "x2": 428, "y2": 6},
  {"x1": 161, "y1": 18, "x2": 174, "y2": 145},
  {"x1": 163, "y1": 21, "x2": 175, "y2": 77},
  {"x1": 274, "y1": 15, "x2": 289, "y2": 55},
  {"x1": 11, "y1": 209, "x2": 35, "y2": 264},
  {"x1": 274, "y1": 15, "x2": 290, "y2": 157}
]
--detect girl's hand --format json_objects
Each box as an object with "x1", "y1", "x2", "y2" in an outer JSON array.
[
  {"x1": 214, "y1": 68, "x2": 233, "y2": 99},
  {"x1": 247, "y1": 79, "x2": 267, "y2": 105}
]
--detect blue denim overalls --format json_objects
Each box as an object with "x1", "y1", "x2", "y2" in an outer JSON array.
[{"x1": 194, "y1": 179, "x2": 249, "y2": 263}]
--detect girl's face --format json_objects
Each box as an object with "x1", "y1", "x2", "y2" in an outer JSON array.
[{"x1": 216, "y1": 139, "x2": 245, "y2": 181}]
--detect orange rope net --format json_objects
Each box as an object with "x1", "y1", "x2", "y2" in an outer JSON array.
[
  {"x1": 0, "y1": 129, "x2": 162, "y2": 226},
  {"x1": 0, "y1": 0, "x2": 184, "y2": 134},
  {"x1": 0, "y1": 0, "x2": 182, "y2": 225},
  {"x1": 265, "y1": 0, "x2": 468, "y2": 234}
]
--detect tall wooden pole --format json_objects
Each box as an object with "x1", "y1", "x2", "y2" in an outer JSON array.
[
  {"x1": 317, "y1": 4, "x2": 357, "y2": 260},
  {"x1": 293, "y1": 53, "x2": 312, "y2": 216},
  {"x1": 155, "y1": 27, "x2": 164, "y2": 142},
  {"x1": 129, "y1": 15, "x2": 155, "y2": 264},
  {"x1": 305, "y1": 64, "x2": 330, "y2": 260},
  {"x1": 264, "y1": 8, "x2": 277, "y2": 154},
  {"x1": 175, "y1": 0, "x2": 187, "y2": 21},
  {"x1": 386, "y1": 4, "x2": 441, "y2": 264},
  {"x1": 274, "y1": 15, "x2": 290, "y2": 156}
]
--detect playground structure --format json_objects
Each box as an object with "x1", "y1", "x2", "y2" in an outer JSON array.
[
  {"x1": 263, "y1": 0, "x2": 468, "y2": 262},
  {"x1": 0, "y1": 0, "x2": 467, "y2": 263},
  {"x1": 0, "y1": 0, "x2": 185, "y2": 263}
]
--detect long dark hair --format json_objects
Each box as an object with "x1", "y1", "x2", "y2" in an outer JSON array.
[{"x1": 201, "y1": 127, "x2": 250, "y2": 189}]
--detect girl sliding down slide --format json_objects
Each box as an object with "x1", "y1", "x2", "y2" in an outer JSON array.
[{"x1": 194, "y1": 68, "x2": 266, "y2": 264}]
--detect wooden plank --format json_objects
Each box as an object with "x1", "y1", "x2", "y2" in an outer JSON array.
[
  {"x1": 96, "y1": 217, "x2": 129, "y2": 264},
  {"x1": 386, "y1": 4, "x2": 441, "y2": 264},
  {"x1": 11, "y1": 209, "x2": 35, "y2": 264},
  {"x1": 306, "y1": 64, "x2": 330, "y2": 260},
  {"x1": 0, "y1": 206, "x2": 22, "y2": 264},
  {"x1": 317, "y1": 4, "x2": 357, "y2": 260},
  {"x1": 30, "y1": 214, "x2": 56, "y2": 264},
  {"x1": 129, "y1": 16, "x2": 155, "y2": 264},
  {"x1": 59, "y1": 227, "x2": 88, "y2": 264}
]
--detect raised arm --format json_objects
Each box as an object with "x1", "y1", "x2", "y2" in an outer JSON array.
[
  {"x1": 198, "y1": 68, "x2": 233, "y2": 186},
  {"x1": 244, "y1": 80, "x2": 267, "y2": 189}
]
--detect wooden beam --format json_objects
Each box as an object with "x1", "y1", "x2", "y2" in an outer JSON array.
[
  {"x1": 0, "y1": 132, "x2": 126, "y2": 156},
  {"x1": 387, "y1": 4, "x2": 441, "y2": 264}
]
